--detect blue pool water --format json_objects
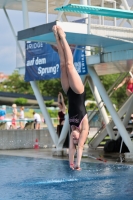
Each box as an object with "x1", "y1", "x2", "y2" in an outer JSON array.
[{"x1": 0, "y1": 155, "x2": 133, "y2": 200}]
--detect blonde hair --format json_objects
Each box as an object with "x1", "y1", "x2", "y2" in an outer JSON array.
[{"x1": 12, "y1": 104, "x2": 17, "y2": 108}]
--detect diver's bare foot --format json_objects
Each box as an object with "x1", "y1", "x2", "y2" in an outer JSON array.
[
  {"x1": 70, "y1": 163, "x2": 75, "y2": 170},
  {"x1": 74, "y1": 166, "x2": 81, "y2": 171},
  {"x1": 56, "y1": 26, "x2": 66, "y2": 39},
  {"x1": 52, "y1": 25, "x2": 59, "y2": 40}
]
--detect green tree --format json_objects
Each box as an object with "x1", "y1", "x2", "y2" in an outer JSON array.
[
  {"x1": 100, "y1": 73, "x2": 127, "y2": 110},
  {"x1": 0, "y1": 71, "x2": 128, "y2": 110},
  {"x1": 0, "y1": 71, "x2": 33, "y2": 94},
  {"x1": 45, "y1": 99, "x2": 54, "y2": 107},
  {"x1": 14, "y1": 98, "x2": 28, "y2": 105},
  {"x1": 37, "y1": 79, "x2": 67, "y2": 103}
]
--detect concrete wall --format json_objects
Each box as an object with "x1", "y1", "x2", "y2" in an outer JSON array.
[{"x1": 0, "y1": 128, "x2": 55, "y2": 150}]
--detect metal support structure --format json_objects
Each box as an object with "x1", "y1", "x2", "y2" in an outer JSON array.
[
  {"x1": 22, "y1": 0, "x2": 29, "y2": 28},
  {"x1": 100, "y1": 0, "x2": 117, "y2": 26},
  {"x1": 80, "y1": 0, "x2": 91, "y2": 34},
  {"x1": 116, "y1": 95, "x2": 133, "y2": 139},
  {"x1": 21, "y1": 0, "x2": 58, "y2": 146},
  {"x1": 129, "y1": 71, "x2": 133, "y2": 79},
  {"x1": 88, "y1": 66, "x2": 133, "y2": 152},
  {"x1": 56, "y1": 0, "x2": 70, "y2": 21},
  {"x1": 3, "y1": 7, "x2": 24, "y2": 61},
  {"x1": 87, "y1": 0, "x2": 91, "y2": 34},
  {"x1": 105, "y1": 0, "x2": 116, "y2": 26},
  {"x1": 46, "y1": 0, "x2": 48, "y2": 23},
  {"x1": 80, "y1": 0, "x2": 91, "y2": 73},
  {"x1": 119, "y1": 95, "x2": 133, "y2": 153},
  {"x1": 89, "y1": 80, "x2": 133, "y2": 147},
  {"x1": 30, "y1": 82, "x2": 58, "y2": 146},
  {"x1": 121, "y1": 0, "x2": 133, "y2": 27},
  {"x1": 103, "y1": 43, "x2": 133, "y2": 54},
  {"x1": 119, "y1": 5, "x2": 133, "y2": 27},
  {"x1": 88, "y1": 77, "x2": 114, "y2": 139},
  {"x1": 113, "y1": 1, "x2": 116, "y2": 26},
  {"x1": 101, "y1": 0, "x2": 104, "y2": 25},
  {"x1": 61, "y1": 13, "x2": 68, "y2": 22}
]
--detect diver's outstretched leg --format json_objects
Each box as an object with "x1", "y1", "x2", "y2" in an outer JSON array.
[
  {"x1": 52, "y1": 25, "x2": 69, "y2": 93},
  {"x1": 56, "y1": 25, "x2": 84, "y2": 94}
]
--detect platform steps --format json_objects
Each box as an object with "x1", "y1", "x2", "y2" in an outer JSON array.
[{"x1": 96, "y1": 123, "x2": 133, "y2": 148}]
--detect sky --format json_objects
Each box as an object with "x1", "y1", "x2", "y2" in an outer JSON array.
[
  {"x1": 0, "y1": 9, "x2": 60, "y2": 75},
  {"x1": 0, "y1": 8, "x2": 80, "y2": 75},
  {"x1": 0, "y1": 6, "x2": 131, "y2": 76}
]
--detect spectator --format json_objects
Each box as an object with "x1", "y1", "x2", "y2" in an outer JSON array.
[
  {"x1": 58, "y1": 92, "x2": 66, "y2": 125},
  {"x1": 0, "y1": 105, "x2": 6, "y2": 120},
  {"x1": 18, "y1": 106, "x2": 25, "y2": 129},
  {"x1": 114, "y1": 76, "x2": 133, "y2": 96},
  {"x1": 12, "y1": 104, "x2": 17, "y2": 129},
  {"x1": 57, "y1": 92, "x2": 67, "y2": 138},
  {"x1": 33, "y1": 111, "x2": 41, "y2": 130}
]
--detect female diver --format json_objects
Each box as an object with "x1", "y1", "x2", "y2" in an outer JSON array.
[{"x1": 52, "y1": 25, "x2": 89, "y2": 170}]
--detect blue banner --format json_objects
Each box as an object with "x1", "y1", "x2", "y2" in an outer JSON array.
[
  {"x1": 25, "y1": 21, "x2": 88, "y2": 81},
  {"x1": 25, "y1": 42, "x2": 60, "y2": 81}
]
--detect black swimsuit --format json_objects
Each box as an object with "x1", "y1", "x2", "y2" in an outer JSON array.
[
  {"x1": 58, "y1": 111, "x2": 65, "y2": 125},
  {"x1": 67, "y1": 88, "x2": 87, "y2": 128}
]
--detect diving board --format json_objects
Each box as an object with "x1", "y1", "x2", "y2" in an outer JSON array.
[
  {"x1": 18, "y1": 21, "x2": 133, "y2": 48},
  {"x1": 55, "y1": 4, "x2": 133, "y2": 19}
]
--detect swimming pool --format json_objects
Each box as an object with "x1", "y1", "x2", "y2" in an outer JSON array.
[{"x1": 0, "y1": 155, "x2": 133, "y2": 200}]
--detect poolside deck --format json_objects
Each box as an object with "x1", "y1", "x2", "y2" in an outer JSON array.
[{"x1": 0, "y1": 147, "x2": 132, "y2": 166}]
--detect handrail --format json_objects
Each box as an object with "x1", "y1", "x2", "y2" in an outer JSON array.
[{"x1": 0, "y1": 119, "x2": 34, "y2": 123}]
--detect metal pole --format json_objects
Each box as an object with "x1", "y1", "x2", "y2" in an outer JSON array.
[
  {"x1": 121, "y1": 0, "x2": 133, "y2": 27},
  {"x1": 113, "y1": 1, "x2": 116, "y2": 26},
  {"x1": 46, "y1": 0, "x2": 48, "y2": 23},
  {"x1": 30, "y1": 82, "x2": 58, "y2": 146},
  {"x1": 21, "y1": 0, "x2": 58, "y2": 146},
  {"x1": 101, "y1": 0, "x2": 104, "y2": 25},
  {"x1": 88, "y1": 77, "x2": 114, "y2": 139},
  {"x1": 3, "y1": 7, "x2": 24, "y2": 61},
  {"x1": 87, "y1": 0, "x2": 91, "y2": 34},
  {"x1": 22, "y1": 0, "x2": 29, "y2": 28},
  {"x1": 119, "y1": 5, "x2": 133, "y2": 27},
  {"x1": 56, "y1": 0, "x2": 70, "y2": 20}
]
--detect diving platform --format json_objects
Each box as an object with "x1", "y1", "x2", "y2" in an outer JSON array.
[
  {"x1": 55, "y1": 4, "x2": 133, "y2": 19},
  {"x1": 18, "y1": 21, "x2": 133, "y2": 48},
  {"x1": 18, "y1": 20, "x2": 133, "y2": 75},
  {"x1": 91, "y1": 24, "x2": 133, "y2": 42}
]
